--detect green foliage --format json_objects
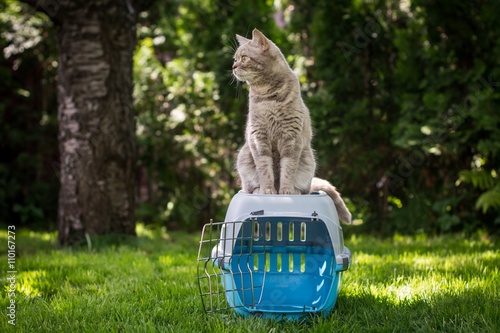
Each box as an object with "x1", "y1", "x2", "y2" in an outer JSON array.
[
  {"x1": 287, "y1": 0, "x2": 500, "y2": 234},
  {"x1": 2, "y1": 0, "x2": 499, "y2": 234},
  {"x1": 459, "y1": 170, "x2": 497, "y2": 191},
  {"x1": 476, "y1": 187, "x2": 500, "y2": 214},
  {"x1": 0, "y1": 0, "x2": 58, "y2": 228},
  {"x1": 133, "y1": 1, "x2": 285, "y2": 229},
  {"x1": 1, "y1": 229, "x2": 498, "y2": 332},
  {"x1": 460, "y1": 169, "x2": 500, "y2": 214}
]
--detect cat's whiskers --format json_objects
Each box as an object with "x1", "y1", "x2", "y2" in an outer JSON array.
[
  {"x1": 223, "y1": 68, "x2": 243, "y2": 98},
  {"x1": 227, "y1": 36, "x2": 239, "y2": 54},
  {"x1": 235, "y1": 82, "x2": 243, "y2": 99}
]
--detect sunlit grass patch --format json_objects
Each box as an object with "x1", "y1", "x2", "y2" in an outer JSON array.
[
  {"x1": 336, "y1": 233, "x2": 499, "y2": 332},
  {"x1": 344, "y1": 233, "x2": 499, "y2": 299}
]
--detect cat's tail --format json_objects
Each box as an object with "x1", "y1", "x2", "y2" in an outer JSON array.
[{"x1": 310, "y1": 177, "x2": 352, "y2": 224}]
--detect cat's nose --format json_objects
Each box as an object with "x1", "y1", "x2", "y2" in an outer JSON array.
[{"x1": 232, "y1": 62, "x2": 238, "y2": 69}]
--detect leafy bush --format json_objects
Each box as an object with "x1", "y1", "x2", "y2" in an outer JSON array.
[
  {"x1": 0, "y1": 1, "x2": 58, "y2": 229},
  {"x1": 2, "y1": 0, "x2": 499, "y2": 234}
]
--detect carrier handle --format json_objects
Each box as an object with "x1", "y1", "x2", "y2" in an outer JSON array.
[{"x1": 335, "y1": 247, "x2": 351, "y2": 272}]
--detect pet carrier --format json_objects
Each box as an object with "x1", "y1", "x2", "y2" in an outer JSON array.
[{"x1": 197, "y1": 191, "x2": 351, "y2": 320}]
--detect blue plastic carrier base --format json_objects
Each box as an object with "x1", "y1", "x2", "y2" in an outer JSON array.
[{"x1": 197, "y1": 191, "x2": 351, "y2": 321}]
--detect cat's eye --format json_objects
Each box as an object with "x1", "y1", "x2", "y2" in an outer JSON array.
[{"x1": 241, "y1": 55, "x2": 249, "y2": 62}]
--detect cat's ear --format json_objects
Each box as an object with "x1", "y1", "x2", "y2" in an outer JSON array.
[
  {"x1": 252, "y1": 29, "x2": 269, "y2": 51},
  {"x1": 236, "y1": 34, "x2": 251, "y2": 46}
]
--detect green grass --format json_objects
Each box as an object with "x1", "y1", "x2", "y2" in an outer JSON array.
[{"x1": 1, "y1": 226, "x2": 499, "y2": 332}]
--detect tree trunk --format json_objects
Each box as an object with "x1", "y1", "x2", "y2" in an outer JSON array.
[
  {"x1": 57, "y1": 1, "x2": 138, "y2": 245},
  {"x1": 22, "y1": 0, "x2": 152, "y2": 245}
]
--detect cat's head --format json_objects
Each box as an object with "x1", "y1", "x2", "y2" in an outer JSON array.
[{"x1": 232, "y1": 29, "x2": 286, "y2": 84}]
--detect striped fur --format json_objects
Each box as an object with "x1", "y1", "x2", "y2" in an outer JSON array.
[{"x1": 233, "y1": 29, "x2": 351, "y2": 224}]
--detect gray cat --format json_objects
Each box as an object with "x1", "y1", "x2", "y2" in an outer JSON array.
[{"x1": 233, "y1": 29, "x2": 351, "y2": 224}]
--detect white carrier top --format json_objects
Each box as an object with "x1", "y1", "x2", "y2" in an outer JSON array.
[{"x1": 218, "y1": 191, "x2": 345, "y2": 260}]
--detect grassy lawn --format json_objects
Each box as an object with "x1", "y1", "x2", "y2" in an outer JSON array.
[{"x1": 1, "y1": 225, "x2": 499, "y2": 332}]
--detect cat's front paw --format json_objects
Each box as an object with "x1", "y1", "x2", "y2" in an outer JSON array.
[
  {"x1": 259, "y1": 187, "x2": 277, "y2": 195},
  {"x1": 279, "y1": 186, "x2": 301, "y2": 195}
]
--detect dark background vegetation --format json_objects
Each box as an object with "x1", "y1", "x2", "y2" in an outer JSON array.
[{"x1": 1, "y1": 0, "x2": 499, "y2": 235}]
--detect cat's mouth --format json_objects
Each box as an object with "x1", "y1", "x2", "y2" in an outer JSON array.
[
  {"x1": 233, "y1": 69, "x2": 252, "y2": 82},
  {"x1": 232, "y1": 69, "x2": 245, "y2": 81}
]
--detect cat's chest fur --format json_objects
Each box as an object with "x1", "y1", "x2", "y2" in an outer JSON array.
[{"x1": 247, "y1": 90, "x2": 305, "y2": 143}]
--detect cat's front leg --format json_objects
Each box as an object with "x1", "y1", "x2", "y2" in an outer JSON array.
[
  {"x1": 277, "y1": 137, "x2": 302, "y2": 194},
  {"x1": 239, "y1": 141, "x2": 276, "y2": 194},
  {"x1": 236, "y1": 143, "x2": 260, "y2": 193},
  {"x1": 246, "y1": 130, "x2": 277, "y2": 194},
  {"x1": 279, "y1": 156, "x2": 301, "y2": 194},
  {"x1": 255, "y1": 154, "x2": 277, "y2": 194}
]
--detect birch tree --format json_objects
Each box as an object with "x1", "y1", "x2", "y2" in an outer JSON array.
[{"x1": 21, "y1": 0, "x2": 154, "y2": 245}]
